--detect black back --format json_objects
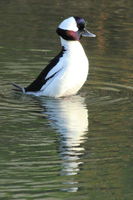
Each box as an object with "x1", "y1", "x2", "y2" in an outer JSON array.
[{"x1": 25, "y1": 47, "x2": 65, "y2": 92}]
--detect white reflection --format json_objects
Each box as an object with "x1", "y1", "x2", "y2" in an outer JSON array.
[{"x1": 40, "y1": 95, "x2": 89, "y2": 192}]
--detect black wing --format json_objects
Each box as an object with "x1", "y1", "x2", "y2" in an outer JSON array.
[{"x1": 25, "y1": 47, "x2": 65, "y2": 92}]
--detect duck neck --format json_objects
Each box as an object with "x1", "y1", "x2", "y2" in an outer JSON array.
[{"x1": 60, "y1": 37, "x2": 83, "y2": 52}]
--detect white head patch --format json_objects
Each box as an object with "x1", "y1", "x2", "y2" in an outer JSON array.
[{"x1": 58, "y1": 17, "x2": 78, "y2": 32}]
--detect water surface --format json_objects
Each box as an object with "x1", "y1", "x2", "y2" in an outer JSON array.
[{"x1": 0, "y1": 1, "x2": 132, "y2": 200}]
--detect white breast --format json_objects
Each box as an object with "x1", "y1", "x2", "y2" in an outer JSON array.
[{"x1": 60, "y1": 39, "x2": 89, "y2": 92}]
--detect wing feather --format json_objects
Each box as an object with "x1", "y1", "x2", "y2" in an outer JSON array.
[{"x1": 25, "y1": 47, "x2": 65, "y2": 92}]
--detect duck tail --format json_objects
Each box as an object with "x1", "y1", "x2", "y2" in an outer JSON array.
[{"x1": 12, "y1": 83, "x2": 25, "y2": 93}]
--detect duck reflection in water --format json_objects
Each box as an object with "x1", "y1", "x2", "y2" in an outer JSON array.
[{"x1": 40, "y1": 95, "x2": 89, "y2": 192}]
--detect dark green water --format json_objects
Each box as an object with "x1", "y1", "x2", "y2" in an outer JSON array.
[{"x1": 0, "y1": 0, "x2": 133, "y2": 199}]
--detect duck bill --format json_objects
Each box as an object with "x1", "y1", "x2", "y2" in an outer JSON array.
[{"x1": 82, "y1": 29, "x2": 96, "y2": 37}]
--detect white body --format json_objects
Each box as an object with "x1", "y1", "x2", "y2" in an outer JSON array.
[{"x1": 27, "y1": 38, "x2": 89, "y2": 97}]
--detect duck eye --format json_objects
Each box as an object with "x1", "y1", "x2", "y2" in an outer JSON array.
[{"x1": 78, "y1": 22, "x2": 85, "y2": 30}]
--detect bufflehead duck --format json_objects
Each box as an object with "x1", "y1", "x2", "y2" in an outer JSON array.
[{"x1": 13, "y1": 16, "x2": 96, "y2": 97}]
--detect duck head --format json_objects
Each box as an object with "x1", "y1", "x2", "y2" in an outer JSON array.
[{"x1": 56, "y1": 16, "x2": 96, "y2": 41}]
